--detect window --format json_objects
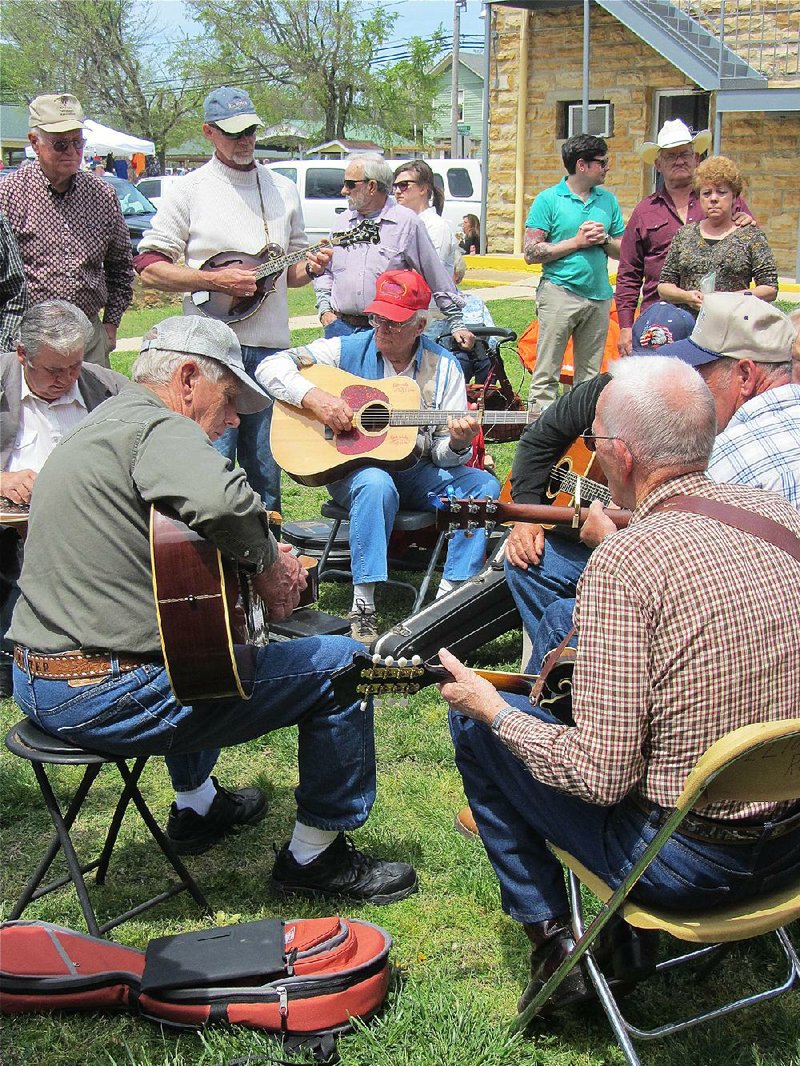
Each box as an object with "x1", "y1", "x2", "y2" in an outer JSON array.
[
  {"x1": 271, "y1": 166, "x2": 297, "y2": 184},
  {"x1": 458, "y1": 89, "x2": 465, "y2": 122},
  {"x1": 306, "y1": 167, "x2": 345, "y2": 199},
  {"x1": 136, "y1": 179, "x2": 159, "y2": 199},
  {"x1": 560, "y1": 102, "x2": 613, "y2": 139}
]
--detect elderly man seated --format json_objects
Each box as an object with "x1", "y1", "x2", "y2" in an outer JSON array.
[
  {"x1": 0, "y1": 300, "x2": 128, "y2": 695},
  {"x1": 439, "y1": 355, "x2": 800, "y2": 1019},
  {"x1": 258, "y1": 269, "x2": 500, "y2": 643},
  {"x1": 10, "y1": 315, "x2": 417, "y2": 905}
]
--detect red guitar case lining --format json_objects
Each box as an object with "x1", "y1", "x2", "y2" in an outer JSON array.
[{"x1": 0, "y1": 917, "x2": 391, "y2": 1036}]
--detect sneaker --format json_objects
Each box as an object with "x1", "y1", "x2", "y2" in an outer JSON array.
[
  {"x1": 166, "y1": 777, "x2": 268, "y2": 855},
  {"x1": 271, "y1": 832, "x2": 418, "y2": 906},
  {"x1": 347, "y1": 602, "x2": 379, "y2": 645}
]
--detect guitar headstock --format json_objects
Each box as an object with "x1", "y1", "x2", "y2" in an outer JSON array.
[
  {"x1": 434, "y1": 496, "x2": 501, "y2": 535},
  {"x1": 331, "y1": 651, "x2": 450, "y2": 705},
  {"x1": 332, "y1": 218, "x2": 381, "y2": 248}
]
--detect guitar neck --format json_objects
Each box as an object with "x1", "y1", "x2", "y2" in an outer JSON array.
[
  {"x1": 388, "y1": 409, "x2": 538, "y2": 427},
  {"x1": 554, "y1": 471, "x2": 611, "y2": 505},
  {"x1": 252, "y1": 240, "x2": 327, "y2": 282},
  {"x1": 436, "y1": 498, "x2": 632, "y2": 531},
  {"x1": 496, "y1": 502, "x2": 631, "y2": 527},
  {"x1": 331, "y1": 653, "x2": 537, "y2": 703}
]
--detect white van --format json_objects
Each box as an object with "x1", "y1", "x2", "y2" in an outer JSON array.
[{"x1": 264, "y1": 158, "x2": 482, "y2": 243}]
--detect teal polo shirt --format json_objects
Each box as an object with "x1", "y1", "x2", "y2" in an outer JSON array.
[{"x1": 526, "y1": 178, "x2": 625, "y2": 301}]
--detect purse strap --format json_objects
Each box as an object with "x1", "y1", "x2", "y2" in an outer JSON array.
[{"x1": 653, "y1": 495, "x2": 800, "y2": 562}]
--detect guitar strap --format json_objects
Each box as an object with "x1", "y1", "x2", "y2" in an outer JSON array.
[
  {"x1": 653, "y1": 495, "x2": 800, "y2": 562},
  {"x1": 530, "y1": 626, "x2": 576, "y2": 707},
  {"x1": 254, "y1": 168, "x2": 271, "y2": 249}
]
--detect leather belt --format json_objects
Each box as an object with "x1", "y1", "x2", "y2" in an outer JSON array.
[
  {"x1": 14, "y1": 647, "x2": 159, "y2": 680},
  {"x1": 338, "y1": 313, "x2": 370, "y2": 328},
  {"x1": 632, "y1": 796, "x2": 800, "y2": 844}
]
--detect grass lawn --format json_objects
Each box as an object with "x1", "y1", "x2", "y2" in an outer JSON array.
[{"x1": 2, "y1": 291, "x2": 798, "y2": 1066}]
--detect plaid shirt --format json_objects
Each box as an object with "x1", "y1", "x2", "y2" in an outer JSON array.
[
  {"x1": 0, "y1": 162, "x2": 133, "y2": 325},
  {"x1": 0, "y1": 211, "x2": 27, "y2": 350},
  {"x1": 500, "y1": 472, "x2": 800, "y2": 820},
  {"x1": 707, "y1": 384, "x2": 800, "y2": 510}
]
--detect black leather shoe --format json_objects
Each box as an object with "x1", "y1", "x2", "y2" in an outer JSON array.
[
  {"x1": 166, "y1": 777, "x2": 268, "y2": 854},
  {"x1": 517, "y1": 920, "x2": 595, "y2": 1018},
  {"x1": 594, "y1": 915, "x2": 659, "y2": 983},
  {"x1": 271, "y1": 832, "x2": 418, "y2": 905}
]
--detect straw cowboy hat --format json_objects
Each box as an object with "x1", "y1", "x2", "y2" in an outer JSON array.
[{"x1": 639, "y1": 119, "x2": 712, "y2": 165}]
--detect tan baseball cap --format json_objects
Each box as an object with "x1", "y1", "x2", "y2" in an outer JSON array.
[
  {"x1": 656, "y1": 293, "x2": 796, "y2": 367},
  {"x1": 29, "y1": 93, "x2": 86, "y2": 133}
]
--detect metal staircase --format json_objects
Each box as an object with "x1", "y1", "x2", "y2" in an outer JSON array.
[{"x1": 595, "y1": 0, "x2": 768, "y2": 89}]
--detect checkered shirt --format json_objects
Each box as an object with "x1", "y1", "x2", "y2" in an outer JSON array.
[
  {"x1": 500, "y1": 472, "x2": 800, "y2": 820},
  {"x1": 707, "y1": 384, "x2": 800, "y2": 510},
  {"x1": 0, "y1": 211, "x2": 27, "y2": 350}
]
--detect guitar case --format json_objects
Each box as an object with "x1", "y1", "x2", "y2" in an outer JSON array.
[{"x1": 373, "y1": 539, "x2": 521, "y2": 663}]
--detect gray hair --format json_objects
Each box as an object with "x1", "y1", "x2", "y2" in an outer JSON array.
[
  {"x1": 604, "y1": 356, "x2": 717, "y2": 467},
  {"x1": 707, "y1": 355, "x2": 792, "y2": 386},
  {"x1": 347, "y1": 153, "x2": 393, "y2": 194},
  {"x1": 131, "y1": 348, "x2": 226, "y2": 386},
  {"x1": 18, "y1": 300, "x2": 93, "y2": 361}
]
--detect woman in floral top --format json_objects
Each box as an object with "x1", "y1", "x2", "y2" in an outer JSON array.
[{"x1": 658, "y1": 156, "x2": 778, "y2": 314}]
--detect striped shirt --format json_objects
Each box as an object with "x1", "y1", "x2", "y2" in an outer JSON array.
[
  {"x1": 707, "y1": 384, "x2": 800, "y2": 510},
  {"x1": 500, "y1": 472, "x2": 800, "y2": 820}
]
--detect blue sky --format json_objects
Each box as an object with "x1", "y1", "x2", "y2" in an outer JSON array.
[{"x1": 151, "y1": 0, "x2": 486, "y2": 50}]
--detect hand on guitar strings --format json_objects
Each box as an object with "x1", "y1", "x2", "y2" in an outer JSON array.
[
  {"x1": 304, "y1": 244, "x2": 332, "y2": 278},
  {"x1": 504, "y1": 520, "x2": 546, "y2": 570},
  {"x1": 301, "y1": 386, "x2": 355, "y2": 434},
  {"x1": 0, "y1": 468, "x2": 36, "y2": 506},
  {"x1": 253, "y1": 543, "x2": 308, "y2": 622},
  {"x1": 437, "y1": 648, "x2": 508, "y2": 726},
  {"x1": 579, "y1": 499, "x2": 621, "y2": 549},
  {"x1": 208, "y1": 265, "x2": 259, "y2": 297},
  {"x1": 447, "y1": 414, "x2": 481, "y2": 451}
]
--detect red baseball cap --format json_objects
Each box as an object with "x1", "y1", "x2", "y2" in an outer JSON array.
[{"x1": 365, "y1": 270, "x2": 432, "y2": 323}]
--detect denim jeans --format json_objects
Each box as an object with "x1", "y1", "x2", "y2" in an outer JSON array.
[
  {"x1": 450, "y1": 699, "x2": 800, "y2": 924},
  {"x1": 323, "y1": 319, "x2": 370, "y2": 340},
  {"x1": 504, "y1": 534, "x2": 589, "y2": 672},
  {"x1": 13, "y1": 635, "x2": 375, "y2": 831},
  {"x1": 328, "y1": 461, "x2": 500, "y2": 584},
  {"x1": 215, "y1": 345, "x2": 281, "y2": 513},
  {"x1": 530, "y1": 597, "x2": 578, "y2": 676}
]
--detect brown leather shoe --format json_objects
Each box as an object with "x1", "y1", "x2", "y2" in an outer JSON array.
[
  {"x1": 517, "y1": 919, "x2": 595, "y2": 1018},
  {"x1": 454, "y1": 805, "x2": 479, "y2": 838}
]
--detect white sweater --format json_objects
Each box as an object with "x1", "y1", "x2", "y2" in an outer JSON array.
[{"x1": 138, "y1": 156, "x2": 308, "y2": 348}]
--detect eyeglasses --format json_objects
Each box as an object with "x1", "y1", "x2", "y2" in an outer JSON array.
[
  {"x1": 392, "y1": 180, "x2": 420, "y2": 192},
  {"x1": 42, "y1": 136, "x2": 86, "y2": 154},
  {"x1": 210, "y1": 124, "x2": 259, "y2": 139},
  {"x1": 660, "y1": 149, "x2": 695, "y2": 164},
  {"x1": 581, "y1": 431, "x2": 634, "y2": 453},
  {"x1": 368, "y1": 313, "x2": 411, "y2": 333},
  {"x1": 588, "y1": 157, "x2": 610, "y2": 169},
  {"x1": 342, "y1": 179, "x2": 370, "y2": 190}
]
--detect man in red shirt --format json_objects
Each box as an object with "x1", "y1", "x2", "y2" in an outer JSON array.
[{"x1": 615, "y1": 119, "x2": 753, "y2": 357}]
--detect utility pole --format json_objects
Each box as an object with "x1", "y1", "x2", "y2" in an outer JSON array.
[{"x1": 450, "y1": 0, "x2": 467, "y2": 157}]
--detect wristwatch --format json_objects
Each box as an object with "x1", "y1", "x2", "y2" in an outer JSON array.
[
  {"x1": 490, "y1": 707, "x2": 515, "y2": 735},
  {"x1": 305, "y1": 262, "x2": 318, "y2": 279}
]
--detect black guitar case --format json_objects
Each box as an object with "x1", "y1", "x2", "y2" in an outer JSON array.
[{"x1": 373, "y1": 540, "x2": 521, "y2": 663}]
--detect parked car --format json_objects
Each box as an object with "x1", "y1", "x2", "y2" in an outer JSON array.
[
  {"x1": 134, "y1": 174, "x2": 184, "y2": 209},
  {"x1": 101, "y1": 174, "x2": 156, "y2": 254},
  {"x1": 264, "y1": 158, "x2": 482, "y2": 242}
]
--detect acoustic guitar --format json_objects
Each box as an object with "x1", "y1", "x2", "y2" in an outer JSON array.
[
  {"x1": 0, "y1": 497, "x2": 29, "y2": 528},
  {"x1": 271, "y1": 364, "x2": 540, "y2": 487},
  {"x1": 191, "y1": 218, "x2": 380, "y2": 324},
  {"x1": 497, "y1": 437, "x2": 611, "y2": 508}
]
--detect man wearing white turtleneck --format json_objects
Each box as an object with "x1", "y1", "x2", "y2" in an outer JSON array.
[{"x1": 135, "y1": 87, "x2": 330, "y2": 512}]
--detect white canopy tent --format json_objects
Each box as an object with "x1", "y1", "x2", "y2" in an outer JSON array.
[{"x1": 83, "y1": 119, "x2": 155, "y2": 156}]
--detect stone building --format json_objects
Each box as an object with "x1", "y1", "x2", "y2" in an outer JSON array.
[{"x1": 485, "y1": 0, "x2": 800, "y2": 279}]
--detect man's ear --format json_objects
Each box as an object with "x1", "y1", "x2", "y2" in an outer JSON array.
[
  {"x1": 736, "y1": 359, "x2": 759, "y2": 400},
  {"x1": 177, "y1": 360, "x2": 199, "y2": 401}
]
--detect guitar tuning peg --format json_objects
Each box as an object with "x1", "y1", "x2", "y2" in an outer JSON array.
[
  {"x1": 384, "y1": 656, "x2": 395, "y2": 667},
  {"x1": 411, "y1": 654, "x2": 422, "y2": 666},
  {"x1": 398, "y1": 657, "x2": 408, "y2": 667},
  {"x1": 360, "y1": 700, "x2": 368, "y2": 712},
  {"x1": 372, "y1": 652, "x2": 381, "y2": 664}
]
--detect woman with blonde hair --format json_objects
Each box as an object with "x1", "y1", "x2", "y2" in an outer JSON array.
[{"x1": 658, "y1": 155, "x2": 778, "y2": 313}]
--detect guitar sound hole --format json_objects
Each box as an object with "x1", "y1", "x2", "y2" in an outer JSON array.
[
  {"x1": 358, "y1": 402, "x2": 390, "y2": 434},
  {"x1": 548, "y1": 462, "x2": 570, "y2": 498}
]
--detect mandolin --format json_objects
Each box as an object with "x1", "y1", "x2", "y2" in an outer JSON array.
[
  {"x1": 271, "y1": 364, "x2": 540, "y2": 487},
  {"x1": 192, "y1": 218, "x2": 380, "y2": 324}
]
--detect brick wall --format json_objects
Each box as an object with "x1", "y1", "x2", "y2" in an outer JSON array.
[{"x1": 487, "y1": 4, "x2": 799, "y2": 278}]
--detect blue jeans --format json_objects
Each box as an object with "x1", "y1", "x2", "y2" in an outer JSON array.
[
  {"x1": 504, "y1": 535, "x2": 589, "y2": 672},
  {"x1": 13, "y1": 635, "x2": 375, "y2": 831},
  {"x1": 328, "y1": 461, "x2": 500, "y2": 584},
  {"x1": 323, "y1": 319, "x2": 370, "y2": 340},
  {"x1": 215, "y1": 345, "x2": 281, "y2": 513},
  {"x1": 450, "y1": 699, "x2": 800, "y2": 924},
  {"x1": 530, "y1": 597, "x2": 578, "y2": 676}
]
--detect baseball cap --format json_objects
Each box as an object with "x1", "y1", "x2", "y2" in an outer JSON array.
[
  {"x1": 632, "y1": 302, "x2": 696, "y2": 353},
  {"x1": 139, "y1": 317, "x2": 270, "y2": 414},
  {"x1": 656, "y1": 293, "x2": 796, "y2": 367},
  {"x1": 29, "y1": 93, "x2": 86, "y2": 133},
  {"x1": 203, "y1": 87, "x2": 263, "y2": 134},
  {"x1": 365, "y1": 270, "x2": 432, "y2": 323}
]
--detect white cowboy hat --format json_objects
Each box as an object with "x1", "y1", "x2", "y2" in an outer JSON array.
[{"x1": 639, "y1": 119, "x2": 712, "y2": 164}]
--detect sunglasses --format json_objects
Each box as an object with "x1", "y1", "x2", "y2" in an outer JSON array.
[
  {"x1": 210, "y1": 124, "x2": 259, "y2": 139},
  {"x1": 392, "y1": 180, "x2": 420, "y2": 192},
  {"x1": 588, "y1": 157, "x2": 610, "y2": 169},
  {"x1": 42, "y1": 136, "x2": 86, "y2": 154},
  {"x1": 342, "y1": 179, "x2": 370, "y2": 190}
]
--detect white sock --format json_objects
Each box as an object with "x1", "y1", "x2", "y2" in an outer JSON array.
[
  {"x1": 174, "y1": 776, "x2": 217, "y2": 816},
  {"x1": 436, "y1": 577, "x2": 464, "y2": 600},
  {"x1": 351, "y1": 583, "x2": 376, "y2": 613},
  {"x1": 288, "y1": 821, "x2": 339, "y2": 865}
]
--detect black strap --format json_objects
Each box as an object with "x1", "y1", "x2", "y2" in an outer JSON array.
[
  {"x1": 655, "y1": 495, "x2": 800, "y2": 562},
  {"x1": 218, "y1": 1033, "x2": 340, "y2": 1066}
]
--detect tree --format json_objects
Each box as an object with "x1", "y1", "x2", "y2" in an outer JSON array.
[
  {"x1": 1, "y1": 0, "x2": 206, "y2": 166},
  {"x1": 188, "y1": 0, "x2": 443, "y2": 143}
]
